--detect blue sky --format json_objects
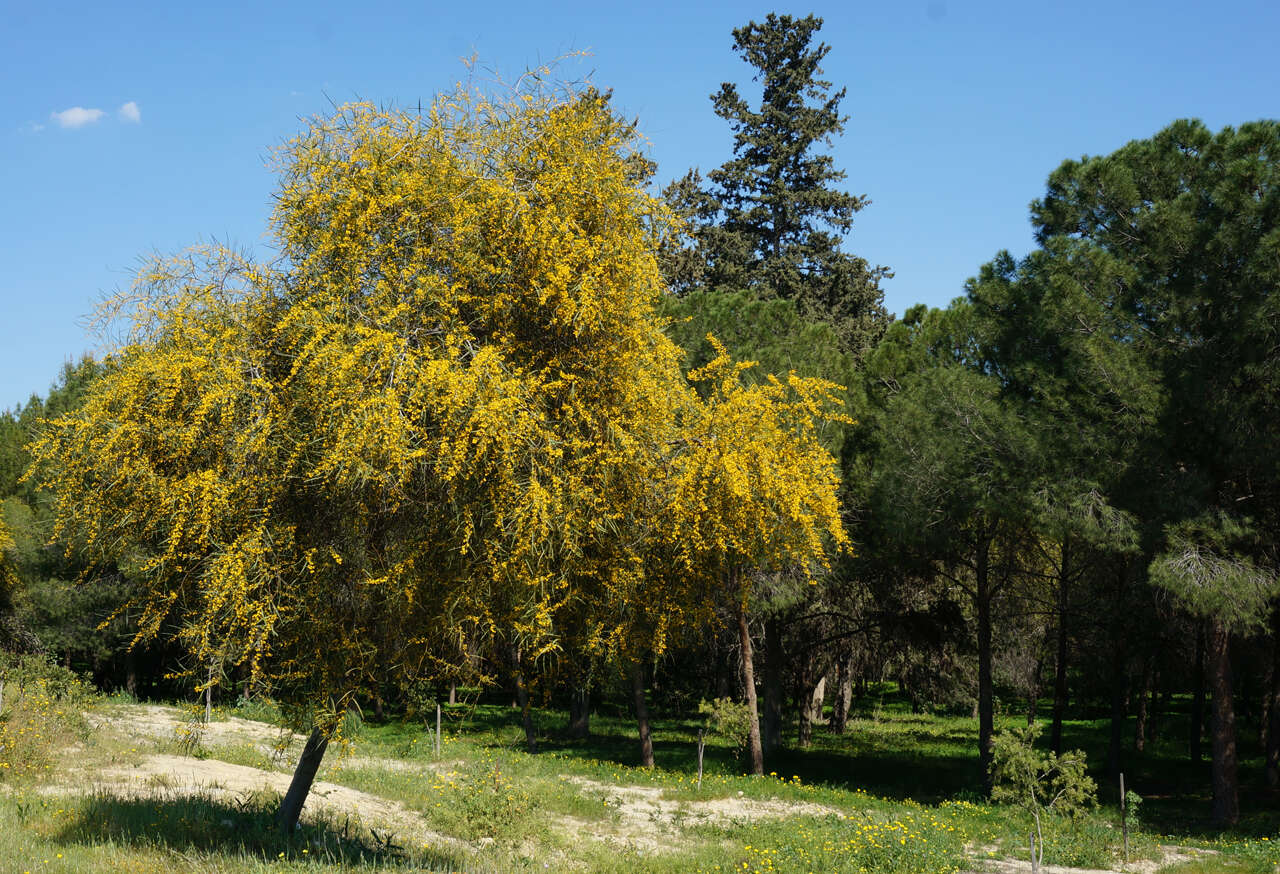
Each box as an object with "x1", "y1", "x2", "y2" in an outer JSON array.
[{"x1": 2, "y1": 0, "x2": 1277, "y2": 410}]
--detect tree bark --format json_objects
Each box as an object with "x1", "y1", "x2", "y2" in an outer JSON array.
[
  {"x1": 1208, "y1": 619, "x2": 1239, "y2": 826},
  {"x1": 797, "y1": 661, "x2": 823, "y2": 748},
  {"x1": 630, "y1": 661, "x2": 654, "y2": 768},
  {"x1": 514, "y1": 660, "x2": 536, "y2": 754},
  {"x1": 976, "y1": 536, "x2": 995, "y2": 797},
  {"x1": 567, "y1": 685, "x2": 591, "y2": 739},
  {"x1": 124, "y1": 648, "x2": 138, "y2": 698},
  {"x1": 277, "y1": 727, "x2": 328, "y2": 833},
  {"x1": 1191, "y1": 623, "x2": 1205, "y2": 763},
  {"x1": 1267, "y1": 609, "x2": 1280, "y2": 789},
  {"x1": 1107, "y1": 641, "x2": 1127, "y2": 777},
  {"x1": 831, "y1": 653, "x2": 853, "y2": 734},
  {"x1": 1050, "y1": 545, "x2": 1070, "y2": 756},
  {"x1": 1134, "y1": 657, "x2": 1153, "y2": 753},
  {"x1": 1147, "y1": 671, "x2": 1163, "y2": 748},
  {"x1": 762, "y1": 616, "x2": 784, "y2": 754},
  {"x1": 737, "y1": 597, "x2": 765, "y2": 776},
  {"x1": 715, "y1": 636, "x2": 732, "y2": 699}
]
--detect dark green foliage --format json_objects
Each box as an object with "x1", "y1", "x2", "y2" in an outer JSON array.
[{"x1": 666, "y1": 13, "x2": 890, "y2": 360}]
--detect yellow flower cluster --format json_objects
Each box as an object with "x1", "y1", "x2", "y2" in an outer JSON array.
[{"x1": 25, "y1": 74, "x2": 849, "y2": 714}]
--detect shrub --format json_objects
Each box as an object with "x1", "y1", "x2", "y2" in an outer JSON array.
[
  {"x1": 989, "y1": 722, "x2": 1096, "y2": 873},
  {"x1": 698, "y1": 696, "x2": 753, "y2": 758},
  {"x1": 0, "y1": 652, "x2": 91, "y2": 781}
]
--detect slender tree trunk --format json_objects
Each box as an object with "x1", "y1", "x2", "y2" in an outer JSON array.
[
  {"x1": 1267, "y1": 609, "x2": 1280, "y2": 789},
  {"x1": 976, "y1": 537, "x2": 995, "y2": 797},
  {"x1": 630, "y1": 661, "x2": 654, "y2": 768},
  {"x1": 1105, "y1": 560, "x2": 1133, "y2": 777},
  {"x1": 277, "y1": 727, "x2": 328, "y2": 833},
  {"x1": 514, "y1": 656, "x2": 536, "y2": 754},
  {"x1": 124, "y1": 648, "x2": 138, "y2": 698},
  {"x1": 1107, "y1": 641, "x2": 1127, "y2": 777},
  {"x1": 1135, "y1": 658, "x2": 1153, "y2": 753},
  {"x1": 449, "y1": 683, "x2": 457, "y2": 706},
  {"x1": 1261, "y1": 662, "x2": 1273, "y2": 752},
  {"x1": 1192, "y1": 623, "x2": 1206, "y2": 763},
  {"x1": 1147, "y1": 671, "x2": 1161, "y2": 747},
  {"x1": 762, "y1": 616, "x2": 784, "y2": 754},
  {"x1": 1050, "y1": 544, "x2": 1070, "y2": 756},
  {"x1": 797, "y1": 661, "x2": 823, "y2": 748},
  {"x1": 737, "y1": 597, "x2": 764, "y2": 776},
  {"x1": 568, "y1": 685, "x2": 591, "y2": 739},
  {"x1": 1208, "y1": 619, "x2": 1239, "y2": 826},
  {"x1": 715, "y1": 636, "x2": 732, "y2": 699},
  {"x1": 1026, "y1": 657, "x2": 1042, "y2": 726},
  {"x1": 832, "y1": 653, "x2": 853, "y2": 734},
  {"x1": 373, "y1": 695, "x2": 384, "y2": 721}
]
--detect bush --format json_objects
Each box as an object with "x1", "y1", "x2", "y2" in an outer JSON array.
[
  {"x1": 989, "y1": 722, "x2": 1097, "y2": 873},
  {"x1": 698, "y1": 696, "x2": 753, "y2": 757},
  {"x1": 0, "y1": 652, "x2": 91, "y2": 781}
]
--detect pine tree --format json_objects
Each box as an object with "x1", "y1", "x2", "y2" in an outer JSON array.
[{"x1": 669, "y1": 13, "x2": 890, "y2": 360}]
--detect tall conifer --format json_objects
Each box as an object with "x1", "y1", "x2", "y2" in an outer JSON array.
[{"x1": 668, "y1": 13, "x2": 890, "y2": 359}]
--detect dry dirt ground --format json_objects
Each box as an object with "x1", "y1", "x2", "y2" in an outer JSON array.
[{"x1": 42, "y1": 703, "x2": 1215, "y2": 872}]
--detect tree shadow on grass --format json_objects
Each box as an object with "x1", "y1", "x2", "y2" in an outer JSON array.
[{"x1": 51, "y1": 788, "x2": 468, "y2": 869}]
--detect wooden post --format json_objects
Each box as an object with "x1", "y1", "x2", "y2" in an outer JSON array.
[
  {"x1": 435, "y1": 703, "x2": 442, "y2": 756},
  {"x1": 1120, "y1": 772, "x2": 1128, "y2": 861},
  {"x1": 696, "y1": 729, "x2": 705, "y2": 791}
]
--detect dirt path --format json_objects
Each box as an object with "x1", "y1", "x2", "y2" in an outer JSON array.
[
  {"x1": 63, "y1": 704, "x2": 1229, "y2": 872},
  {"x1": 965, "y1": 845, "x2": 1213, "y2": 874}
]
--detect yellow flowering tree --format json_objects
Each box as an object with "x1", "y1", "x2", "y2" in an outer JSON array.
[
  {"x1": 665, "y1": 339, "x2": 850, "y2": 774},
  {"x1": 28, "y1": 80, "x2": 692, "y2": 826},
  {"x1": 26, "y1": 73, "x2": 849, "y2": 822}
]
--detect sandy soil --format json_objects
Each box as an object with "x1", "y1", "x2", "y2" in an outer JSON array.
[{"x1": 57, "y1": 703, "x2": 1225, "y2": 872}]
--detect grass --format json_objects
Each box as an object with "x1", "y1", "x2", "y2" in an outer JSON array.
[{"x1": 1, "y1": 674, "x2": 1277, "y2": 872}]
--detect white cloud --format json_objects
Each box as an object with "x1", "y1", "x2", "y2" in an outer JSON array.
[
  {"x1": 119, "y1": 101, "x2": 141, "y2": 123},
  {"x1": 19, "y1": 121, "x2": 45, "y2": 134},
  {"x1": 51, "y1": 106, "x2": 105, "y2": 128}
]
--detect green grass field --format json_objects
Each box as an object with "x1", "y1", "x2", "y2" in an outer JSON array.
[{"x1": 1, "y1": 677, "x2": 1277, "y2": 873}]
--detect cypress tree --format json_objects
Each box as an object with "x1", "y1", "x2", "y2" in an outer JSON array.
[{"x1": 668, "y1": 13, "x2": 890, "y2": 360}]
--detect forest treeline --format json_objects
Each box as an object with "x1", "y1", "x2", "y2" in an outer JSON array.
[{"x1": 1, "y1": 13, "x2": 1278, "y2": 831}]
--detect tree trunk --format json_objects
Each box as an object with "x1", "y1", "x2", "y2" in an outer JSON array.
[
  {"x1": 567, "y1": 685, "x2": 591, "y2": 739},
  {"x1": 797, "y1": 662, "x2": 824, "y2": 748},
  {"x1": 715, "y1": 637, "x2": 732, "y2": 699},
  {"x1": 737, "y1": 598, "x2": 764, "y2": 776},
  {"x1": 976, "y1": 537, "x2": 995, "y2": 797},
  {"x1": 1267, "y1": 609, "x2": 1280, "y2": 789},
  {"x1": 1027, "y1": 657, "x2": 1042, "y2": 726},
  {"x1": 762, "y1": 616, "x2": 784, "y2": 754},
  {"x1": 277, "y1": 727, "x2": 328, "y2": 833},
  {"x1": 514, "y1": 661, "x2": 536, "y2": 754},
  {"x1": 1147, "y1": 671, "x2": 1164, "y2": 747},
  {"x1": 1134, "y1": 658, "x2": 1153, "y2": 753},
  {"x1": 449, "y1": 683, "x2": 457, "y2": 706},
  {"x1": 124, "y1": 648, "x2": 138, "y2": 698},
  {"x1": 832, "y1": 653, "x2": 853, "y2": 734},
  {"x1": 1107, "y1": 642, "x2": 1127, "y2": 777},
  {"x1": 630, "y1": 662, "x2": 654, "y2": 768},
  {"x1": 1191, "y1": 623, "x2": 1205, "y2": 763},
  {"x1": 373, "y1": 695, "x2": 384, "y2": 721},
  {"x1": 1050, "y1": 546, "x2": 1070, "y2": 756},
  {"x1": 1208, "y1": 619, "x2": 1239, "y2": 826}
]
